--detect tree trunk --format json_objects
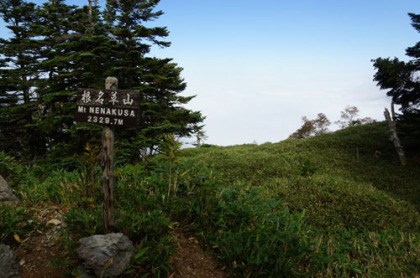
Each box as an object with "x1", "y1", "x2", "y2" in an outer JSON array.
[
  {"x1": 384, "y1": 108, "x2": 407, "y2": 166},
  {"x1": 391, "y1": 100, "x2": 396, "y2": 121}
]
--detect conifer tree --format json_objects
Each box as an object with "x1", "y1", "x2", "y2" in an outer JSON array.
[
  {"x1": 0, "y1": 0, "x2": 204, "y2": 163},
  {"x1": 34, "y1": 0, "x2": 82, "y2": 156},
  {"x1": 103, "y1": 0, "x2": 204, "y2": 159},
  {"x1": 104, "y1": 0, "x2": 170, "y2": 88},
  {"x1": 372, "y1": 13, "x2": 420, "y2": 145},
  {"x1": 0, "y1": 0, "x2": 40, "y2": 158},
  {"x1": 35, "y1": 0, "x2": 114, "y2": 162}
]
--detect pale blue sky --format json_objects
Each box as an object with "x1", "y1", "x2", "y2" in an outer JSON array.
[
  {"x1": 2, "y1": 1, "x2": 419, "y2": 145},
  {"x1": 152, "y1": 0, "x2": 419, "y2": 145}
]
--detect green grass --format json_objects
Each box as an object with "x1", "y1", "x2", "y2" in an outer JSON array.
[
  {"x1": 177, "y1": 122, "x2": 420, "y2": 276},
  {"x1": 181, "y1": 122, "x2": 420, "y2": 214},
  {"x1": 1, "y1": 122, "x2": 419, "y2": 277}
]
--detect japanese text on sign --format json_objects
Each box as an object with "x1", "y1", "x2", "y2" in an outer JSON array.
[
  {"x1": 77, "y1": 89, "x2": 138, "y2": 108},
  {"x1": 75, "y1": 88, "x2": 140, "y2": 128}
]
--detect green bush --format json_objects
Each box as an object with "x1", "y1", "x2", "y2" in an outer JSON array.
[
  {"x1": 274, "y1": 174, "x2": 420, "y2": 232},
  {"x1": 64, "y1": 207, "x2": 103, "y2": 236},
  {"x1": 114, "y1": 163, "x2": 178, "y2": 276},
  {"x1": 6, "y1": 123, "x2": 420, "y2": 277},
  {"x1": 0, "y1": 151, "x2": 19, "y2": 179},
  {"x1": 173, "y1": 123, "x2": 420, "y2": 277},
  {"x1": 185, "y1": 180, "x2": 316, "y2": 277},
  {"x1": 116, "y1": 208, "x2": 174, "y2": 276},
  {"x1": 16, "y1": 169, "x2": 81, "y2": 205},
  {"x1": 0, "y1": 204, "x2": 33, "y2": 245},
  {"x1": 315, "y1": 228, "x2": 420, "y2": 277}
]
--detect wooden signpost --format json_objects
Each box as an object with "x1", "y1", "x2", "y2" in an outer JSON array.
[{"x1": 76, "y1": 77, "x2": 140, "y2": 233}]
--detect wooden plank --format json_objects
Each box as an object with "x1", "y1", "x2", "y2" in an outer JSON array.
[{"x1": 75, "y1": 88, "x2": 140, "y2": 128}]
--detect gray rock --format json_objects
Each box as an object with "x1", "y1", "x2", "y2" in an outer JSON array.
[
  {"x1": 0, "y1": 175, "x2": 20, "y2": 204},
  {"x1": 78, "y1": 233, "x2": 134, "y2": 277},
  {"x1": 0, "y1": 244, "x2": 22, "y2": 278}
]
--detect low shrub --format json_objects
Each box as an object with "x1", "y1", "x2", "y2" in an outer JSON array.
[
  {"x1": 0, "y1": 204, "x2": 33, "y2": 246},
  {"x1": 4, "y1": 123, "x2": 419, "y2": 277},
  {"x1": 274, "y1": 174, "x2": 420, "y2": 232},
  {"x1": 185, "y1": 179, "x2": 316, "y2": 277},
  {"x1": 64, "y1": 207, "x2": 103, "y2": 237},
  {"x1": 315, "y1": 228, "x2": 420, "y2": 277},
  {"x1": 0, "y1": 151, "x2": 19, "y2": 180},
  {"x1": 16, "y1": 169, "x2": 81, "y2": 206}
]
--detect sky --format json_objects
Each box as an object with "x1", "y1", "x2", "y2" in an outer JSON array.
[
  {"x1": 3, "y1": 0, "x2": 420, "y2": 146},
  {"x1": 150, "y1": 0, "x2": 420, "y2": 146}
]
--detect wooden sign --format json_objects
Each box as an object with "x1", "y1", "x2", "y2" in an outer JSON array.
[
  {"x1": 76, "y1": 78, "x2": 140, "y2": 233},
  {"x1": 75, "y1": 88, "x2": 140, "y2": 127}
]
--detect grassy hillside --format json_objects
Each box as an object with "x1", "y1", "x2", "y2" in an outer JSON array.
[
  {"x1": 1, "y1": 122, "x2": 419, "y2": 277},
  {"x1": 180, "y1": 122, "x2": 420, "y2": 224},
  {"x1": 176, "y1": 122, "x2": 420, "y2": 276}
]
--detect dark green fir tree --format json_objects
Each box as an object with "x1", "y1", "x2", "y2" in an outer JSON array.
[
  {"x1": 0, "y1": 0, "x2": 204, "y2": 165},
  {"x1": 372, "y1": 13, "x2": 420, "y2": 150},
  {"x1": 104, "y1": 0, "x2": 204, "y2": 161},
  {"x1": 0, "y1": 0, "x2": 40, "y2": 159}
]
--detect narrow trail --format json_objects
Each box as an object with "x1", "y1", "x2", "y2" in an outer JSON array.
[
  {"x1": 170, "y1": 233, "x2": 227, "y2": 278},
  {"x1": 13, "y1": 206, "x2": 227, "y2": 278}
]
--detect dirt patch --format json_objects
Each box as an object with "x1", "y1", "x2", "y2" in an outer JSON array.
[
  {"x1": 12, "y1": 206, "x2": 227, "y2": 277},
  {"x1": 14, "y1": 206, "x2": 68, "y2": 278},
  {"x1": 170, "y1": 233, "x2": 227, "y2": 278},
  {"x1": 15, "y1": 233, "x2": 68, "y2": 278}
]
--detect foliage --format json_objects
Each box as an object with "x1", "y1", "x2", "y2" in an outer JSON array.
[
  {"x1": 274, "y1": 174, "x2": 419, "y2": 231},
  {"x1": 187, "y1": 181, "x2": 316, "y2": 277},
  {"x1": 290, "y1": 107, "x2": 374, "y2": 139},
  {"x1": 179, "y1": 122, "x2": 420, "y2": 276},
  {"x1": 289, "y1": 116, "x2": 316, "y2": 139},
  {"x1": 14, "y1": 169, "x2": 86, "y2": 206},
  {"x1": 335, "y1": 105, "x2": 360, "y2": 128},
  {"x1": 64, "y1": 207, "x2": 103, "y2": 237},
  {"x1": 313, "y1": 113, "x2": 331, "y2": 135},
  {"x1": 80, "y1": 143, "x2": 101, "y2": 208},
  {"x1": 2, "y1": 123, "x2": 419, "y2": 277},
  {"x1": 113, "y1": 163, "x2": 175, "y2": 276},
  {"x1": 159, "y1": 133, "x2": 183, "y2": 196},
  {"x1": 372, "y1": 46, "x2": 420, "y2": 114},
  {"x1": 0, "y1": 0, "x2": 204, "y2": 164},
  {"x1": 335, "y1": 105, "x2": 374, "y2": 129},
  {"x1": 289, "y1": 113, "x2": 331, "y2": 139},
  {"x1": 372, "y1": 13, "x2": 420, "y2": 147},
  {"x1": 192, "y1": 128, "x2": 208, "y2": 147},
  {"x1": 0, "y1": 151, "x2": 19, "y2": 179},
  {"x1": 0, "y1": 204, "x2": 33, "y2": 246},
  {"x1": 0, "y1": 0, "x2": 39, "y2": 159}
]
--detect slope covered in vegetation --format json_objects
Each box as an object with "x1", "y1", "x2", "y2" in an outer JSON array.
[
  {"x1": 177, "y1": 121, "x2": 420, "y2": 276},
  {"x1": 182, "y1": 122, "x2": 420, "y2": 214},
  {"x1": 1, "y1": 122, "x2": 419, "y2": 277}
]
